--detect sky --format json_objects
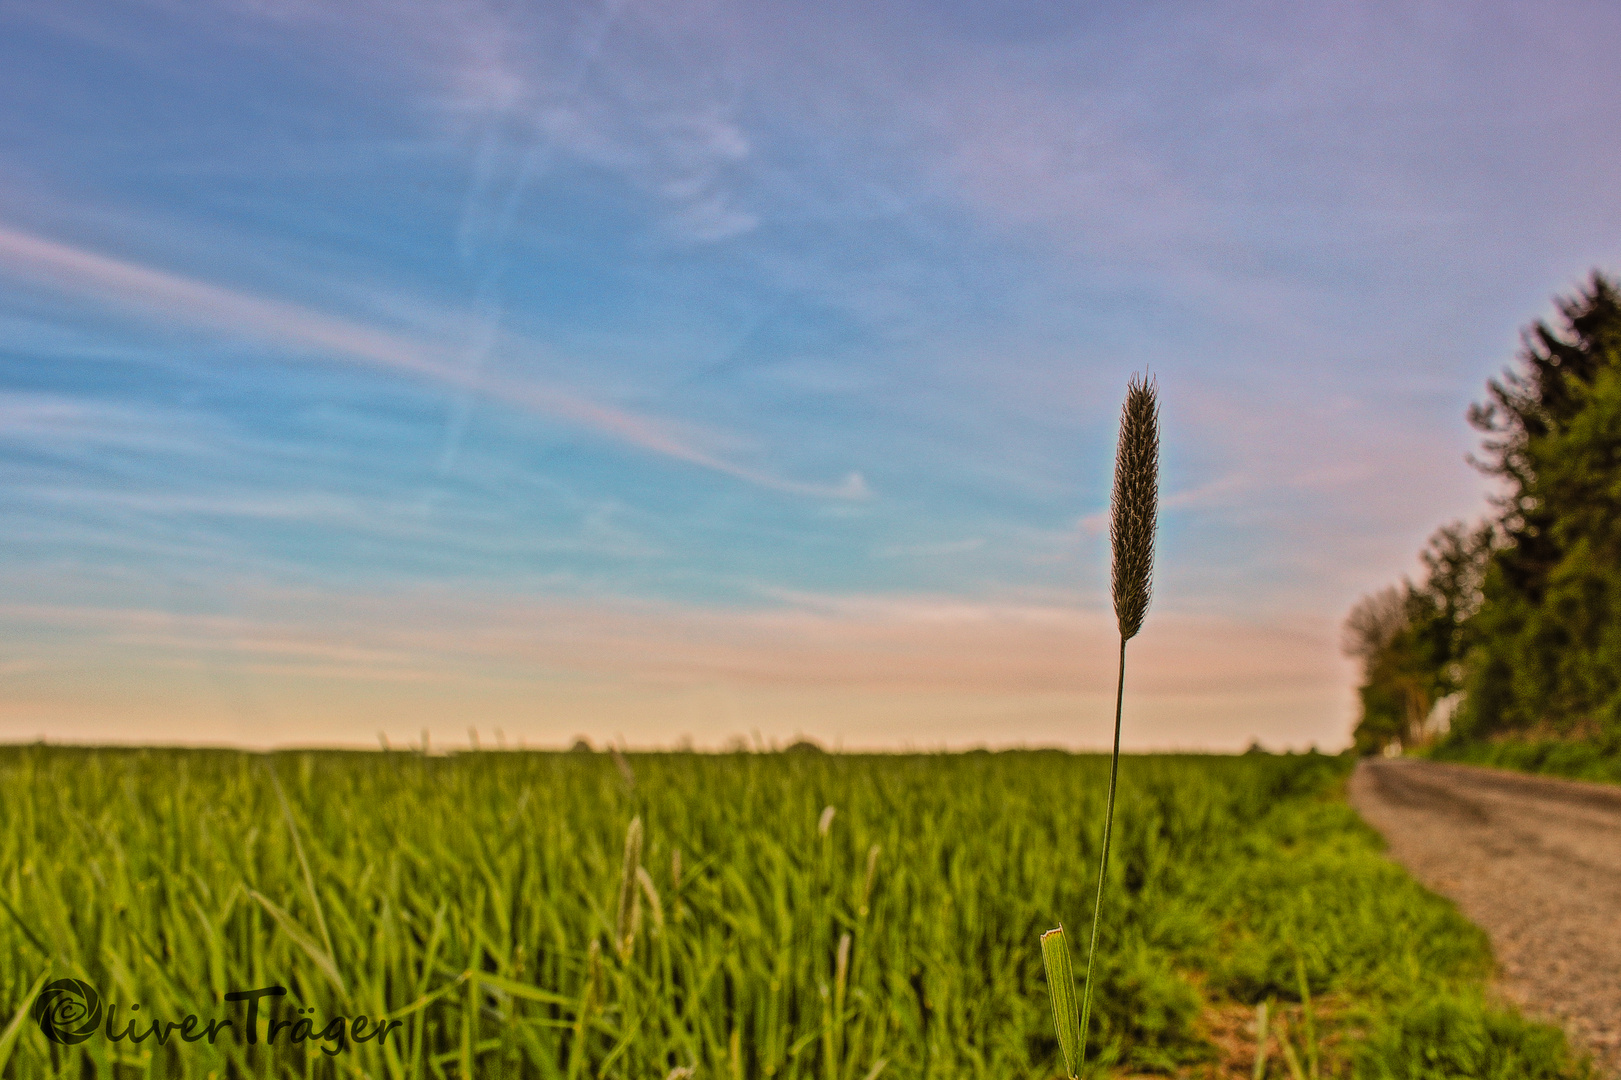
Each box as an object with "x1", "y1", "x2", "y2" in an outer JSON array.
[{"x1": 2, "y1": 0, "x2": 1619, "y2": 752}]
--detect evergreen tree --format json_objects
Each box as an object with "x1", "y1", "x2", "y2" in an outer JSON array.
[
  {"x1": 1459, "y1": 274, "x2": 1621, "y2": 746},
  {"x1": 1347, "y1": 272, "x2": 1621, "y2": 754}
]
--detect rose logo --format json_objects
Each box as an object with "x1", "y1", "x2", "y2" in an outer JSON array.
[{"x1": 31, "y1": 979, "x2": 102, "y2": 1045}]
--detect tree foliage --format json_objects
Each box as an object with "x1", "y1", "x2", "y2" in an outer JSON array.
[
  {"x1": 1349, "y1": 273, "x2": 1621, "y2": 754},
  {"x1": 1346, "y1": 525, "x2": 1493, "y2": 753}
]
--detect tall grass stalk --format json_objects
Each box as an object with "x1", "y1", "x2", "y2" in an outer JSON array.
[{"x1": 1045, "y1": 375, "x2": 1159, "y2": 1074}]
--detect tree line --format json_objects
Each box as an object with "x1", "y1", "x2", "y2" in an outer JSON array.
[{"x1": 1347, "y1": 273, "x2": 1621, "y2": 756}]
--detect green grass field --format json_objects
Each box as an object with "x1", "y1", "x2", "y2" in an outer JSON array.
[{"x1": 0, "y1": 746, "x2": 1589, "y2": 1079}]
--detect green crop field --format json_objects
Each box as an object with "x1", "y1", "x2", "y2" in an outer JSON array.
[{"x1": 0, "y1": 746, "x2": 1589, "y2": 1079}]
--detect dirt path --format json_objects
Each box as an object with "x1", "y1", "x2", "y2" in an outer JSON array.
[{"x1": 1350, "y1": 759, "x2": 1621, "y2": 1076}]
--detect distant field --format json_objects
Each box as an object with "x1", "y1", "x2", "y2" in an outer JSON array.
[{"x1": 0, "y1": 747, "x2": 1588, "y2": 1078}]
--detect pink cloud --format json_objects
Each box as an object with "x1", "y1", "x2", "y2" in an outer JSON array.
[
  {"x1": 0, "y1": 587, "x2": 1353, "y2": 750},
  {"x1": 0, "y1": 585, "x2": 1342, "y2": 697}
]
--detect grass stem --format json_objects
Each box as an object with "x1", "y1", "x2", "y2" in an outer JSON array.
[{"x1": 1078, "y1": 635, "x2": 1128, "y2": 1068}]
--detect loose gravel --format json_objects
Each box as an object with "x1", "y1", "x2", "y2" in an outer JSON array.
[{"x1": 1350, "y1": 758, "x2": 1621, "y2": 1077}]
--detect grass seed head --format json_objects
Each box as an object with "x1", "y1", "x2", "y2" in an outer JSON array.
[
  {"x1": 617, "y1": 816, "x2": 644, "y2": 958},
  {"x1": 1111, "y1": 375, "x2": 1160, "y2": 641}
]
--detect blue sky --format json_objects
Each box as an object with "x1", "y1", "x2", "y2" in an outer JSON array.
[{"x1": 2, "y1": 0, "x2": 1619, "y2": 749}]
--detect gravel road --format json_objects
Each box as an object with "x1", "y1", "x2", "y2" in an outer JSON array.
[{"x1": 1350, "y1": 758, "x2": 1621, "y2": 1076}]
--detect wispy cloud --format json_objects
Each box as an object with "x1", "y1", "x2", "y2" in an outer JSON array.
[
  {"x1": 0, "y1": 223, "x2": 863, "y2": 498},
  {"x1": 0, "y1": 392, "x2": 212, "y2": 454}
]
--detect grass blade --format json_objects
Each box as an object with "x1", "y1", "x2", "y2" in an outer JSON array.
[
  {"x1": 1295, "y1": 955, "x2": 1319, "y2": 1079},
  {"x1": 1253, "y1": 1000, "x2": 1270, "y2": 1080},
  {"x1": 249, "y1": 888, "x2": 348, "y2": 997},
  {"x1": 0, "y1": 892, "x2": 49, "y2": 959},
  {"x1": 0, "y1": 970, "x2": 50, "y2": 1076},
  {"x1": 1041, "y1": 926, "x2": 1082, "y2": 1078},
  {"x1": 1277, "y1": 1015, "x2": 1309, "y2": 1080},
  {"x1": 267, "y1": 766, "x2": 339, "y2": 973}
]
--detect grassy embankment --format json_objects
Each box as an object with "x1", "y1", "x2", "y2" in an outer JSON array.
[
  {"x1": 0, "y1": 746, "x2": 1589, "y2": 1078},
  {"x1": 1427, "y1": 738, "x2": 1621, "y2": 785}
]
